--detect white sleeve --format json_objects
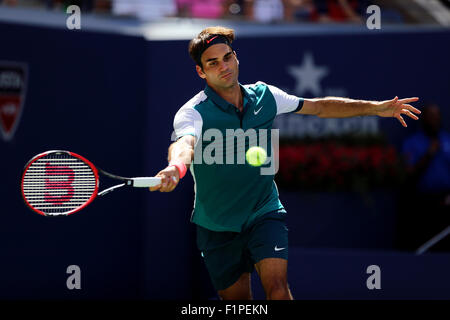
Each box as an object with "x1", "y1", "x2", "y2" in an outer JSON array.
[
  {"x1": 266, "y1": 84, "x2": 303, "y2": 115},
  {"x1": 173, "y1": 106, "x2": 203, "y2": 141}
]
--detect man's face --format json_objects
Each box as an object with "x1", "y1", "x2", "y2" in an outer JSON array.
[{"x1": 196, "y1": 43, "x2": 239, "y2": 89}]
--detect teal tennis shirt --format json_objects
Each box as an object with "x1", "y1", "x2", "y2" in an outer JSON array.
[{"x1": 173, "y1": 81, "x2": 304, "y2": 232}]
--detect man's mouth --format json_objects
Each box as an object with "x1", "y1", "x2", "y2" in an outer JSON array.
[{"x1": 221, "y1": 72, "x2": 232, "y2": 79}]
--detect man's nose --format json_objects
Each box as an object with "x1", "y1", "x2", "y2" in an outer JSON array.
[{"x1": 218, "y1": 60, "x2": 229, "y2": 71}]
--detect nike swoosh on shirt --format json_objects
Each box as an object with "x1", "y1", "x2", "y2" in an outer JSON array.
[
  {"x1": 274, "y1": 246, "x2": 286, "y2": 252},
  {"x1": 254, "y1": 106, "x2": 263, "y2": 115}
]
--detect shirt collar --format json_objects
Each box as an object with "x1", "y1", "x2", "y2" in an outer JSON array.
[{"x1": 204, "y1": 83, "x2": 255, "y2": 111}]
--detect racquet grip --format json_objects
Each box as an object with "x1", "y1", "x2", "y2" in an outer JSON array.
[
  {"x1": 169, "y1": 160, "x2": 187, "y2": 179},
  {"x1": 131, "y1": 177, "x2": 162, "y2": 187}
]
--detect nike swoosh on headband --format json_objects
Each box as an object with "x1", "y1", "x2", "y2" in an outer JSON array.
[{"x1": 206, "y1": 35, "x2": 219, "y2": 44}]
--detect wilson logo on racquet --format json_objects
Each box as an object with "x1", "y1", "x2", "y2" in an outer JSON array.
[
  {"x1": 44, "y1": 163, "x2": 75, "y2": 204},
  {"x1": 0, "y1": 61, "x2": 28, "y2": 142}
]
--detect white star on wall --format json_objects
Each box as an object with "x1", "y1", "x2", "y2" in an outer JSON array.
[{"x1": 287, "y1": 52, "x2": 329, "y2": 97}]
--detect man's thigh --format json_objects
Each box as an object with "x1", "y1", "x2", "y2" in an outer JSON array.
[
  {"x1": 255, "y1": 257, "x2": 288, "y2": 284},
  {"x1": 217, "y1": 272, "x2": 252, "y2": 300},
  {"x1": 247, "y1": 211, "x2": 289, "y2": 264},
  {"x1": 255, "y1": 257, "x2": 292, "y2": 299},
  {"x1": 246, "y1": 212, "x2": 290, "y2": 294},
  {"x1": 196, "y1": 226, "x2": 254, "y2": 292}
]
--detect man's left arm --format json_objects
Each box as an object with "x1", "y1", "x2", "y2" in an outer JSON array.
[{"x1": 297, "y1": 96, "x2": 421, "y2": 127}]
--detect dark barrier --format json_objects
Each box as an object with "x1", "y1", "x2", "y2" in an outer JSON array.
[
  {"x1": 1, "y1": 18, "x2": 449, "y2": 299},
  {"x1": 251, "y1": 247, "x2": 450, "y2": 300}
]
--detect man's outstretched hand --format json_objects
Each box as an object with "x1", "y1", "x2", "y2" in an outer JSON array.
[{"x1": 377, "y1": 96, "x2": 421, "y2": 127}]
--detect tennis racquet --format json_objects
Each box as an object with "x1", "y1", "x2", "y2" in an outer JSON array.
[{"x1": 21, "y1": 150, "x2": 161, "y2": 216}]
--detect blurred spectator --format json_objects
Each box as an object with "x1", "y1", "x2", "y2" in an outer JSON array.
[
  {"x1": 403, "y1": 103, "x2": 450, "y2": 193},
  {"x1": 177, "y1": 0, "x2": 227, "y2": 19},
  {"x1": 244, "y1": 0, "x2": 284, "y2": 23},
  {"x1": 315, "y1": 0, "x2": 365, "y2": 23},
  {"x1": 46, "y1": 0, "x2": 94, "y2": 12},
  {"x1": 396, "y1": 103, "x2": 450, "y2": 252},
  {"x1": 222, "y1": 0, "x2": 249, "y2": 19},
  {"x1": 112, "y1": 0, "x2": 176, "y2": 20},
  {"x1": 0, "y1": 0, "x2": 17, "y2": 5},
  {"x1": 282, "y1": 0, "x2": 317, "y2": 22}
]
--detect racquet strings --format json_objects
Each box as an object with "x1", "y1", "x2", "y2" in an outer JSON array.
[{"x1": 22, "y1": 152, "x2": 97, "y2": 215}]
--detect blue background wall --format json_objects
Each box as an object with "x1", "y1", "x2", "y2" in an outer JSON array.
[{"x1": 1, "y1": 20, "x2": 449, "y2": 299}]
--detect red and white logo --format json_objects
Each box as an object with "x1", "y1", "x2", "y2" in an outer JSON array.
[{"x1": 0, "y1": 61, "x2": 28, "y2": 141}]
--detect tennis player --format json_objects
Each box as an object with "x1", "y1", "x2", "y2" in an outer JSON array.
[{"x1": 150, "y1": 26, "x2": 421, "y2": 300}]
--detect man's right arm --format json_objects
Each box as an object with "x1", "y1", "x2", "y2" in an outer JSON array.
[
  {"x1": 149, "y1": 135, "x2": 195, "y2": 193},
  {"x1": 168, "y1": 135, "x2": 196, "y2": 169}
]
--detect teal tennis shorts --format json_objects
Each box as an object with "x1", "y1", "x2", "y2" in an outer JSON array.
[{"x1": 196, "y1": 210, "x2": 289, "y2": 291}]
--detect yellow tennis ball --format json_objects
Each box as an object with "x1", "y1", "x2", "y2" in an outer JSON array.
[{"x1": 246, "y1": 146, "x2": 267, "y2": 167}]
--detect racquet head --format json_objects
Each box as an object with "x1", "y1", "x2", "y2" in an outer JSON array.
[{"x1": 21, "y1": 150, "x2": 99, "y2": 216}]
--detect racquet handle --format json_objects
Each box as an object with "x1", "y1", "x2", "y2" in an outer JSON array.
[{"x1": 130, "y1": 177, "x2": 162, "y2": 187}]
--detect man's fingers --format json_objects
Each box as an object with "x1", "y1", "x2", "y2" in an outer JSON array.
[
  {"x1": 167, "y1": 176, "x2": 179, "y2": 191},
  {"x1": 149, "y1": 184, "x2": 162, "y2": 192},
  {"x1": 158, "y1": 175, "x2": 179, "y2": 192},
  {"x1": 403, "y1": 104, "x2": 421, "y2": 114},
  {"x1": 159, "y1": 175, "x2": 170, "y2": 192},
  {"x1": 398, "y1": 97, "x2": 419, "y2": 104},
  {"x1": 148, "y1": 167, "x2": 180, "y2": 193},
  {"x1": 149, "y1": 173, "x2": 166, "y2": 192},
  {"x1": 390, "y1": 96, "x2": 398, "y2": 105},
  {"x1": 164, "y1": 176, "x2": 175, "y2": 191},
  {"x1": 402, "y1": 109, "x2": 419, "y2": 120},
  {"x1": 397, "y1": 114, "x2": 407, "y2": 127},
  {"x1": 162, "y1": 175, "x2": 170, "y2": 187}
]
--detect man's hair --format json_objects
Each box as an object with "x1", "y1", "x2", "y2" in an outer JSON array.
[{"x1": 188, "y1": 26, "x2": 235, "y2": 68}]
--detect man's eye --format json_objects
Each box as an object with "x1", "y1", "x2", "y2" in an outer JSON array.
[{"x1": 209, "y1": 62, "x2": 217, "y2": 66}]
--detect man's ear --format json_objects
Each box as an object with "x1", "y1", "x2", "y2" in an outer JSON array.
[{"x1": 196, "y1": 65, "x2": 206, "y2": 79}]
